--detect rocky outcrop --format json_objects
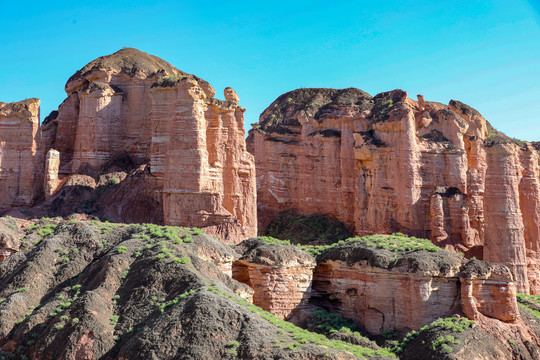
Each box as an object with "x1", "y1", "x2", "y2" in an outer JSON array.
[
  {"x1": 0, "y1": 218, "x2": 23, "y2": 263},
  {"x1": 0, "y1": 99, "x2": 40, "y2": 210},
  {"x1": 233, "y1": 238, "x2": 315, "y2": 320},
  {"x1": 0, "y1": 48, "x2": 256, "y2": 242},
  {"x1": 311, "y1": 238, "x2": 519, "y2": 334},
  {"x1": 150, "y1": 78, "x2": 256, "y2": 242},
  {"x1": 44, "y1": 149, "x2": 60, "y2": 199},
  {"x1": 248, "y1": 87, "x2": 540, "y2": 293}
]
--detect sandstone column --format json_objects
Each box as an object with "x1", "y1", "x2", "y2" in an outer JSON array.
[
  {"x1": 0, "y1": 98, "x2": 40, "y2": 209},
  {"x1": 44, "y1": 149, "x2": 60, "y2": 199},
  {"x1": 519, "y1": 146, "x2": 540, "y2": 294},
  {"x1": 483, "y1": 143, "x2": 528, "y2": 293},
  {"x1": 71, "y1": 83, "x2": 122, "y2": 172}
]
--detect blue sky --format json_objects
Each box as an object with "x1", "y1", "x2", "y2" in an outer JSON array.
[{"x1": 1, "y1": 0, "x2": 539, "y2": 140}]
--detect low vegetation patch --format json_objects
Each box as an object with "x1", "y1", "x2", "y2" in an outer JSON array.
[
  {"x1": 207, "y1": 285, "x2": 396, "y2": 358},
  {"x1": 259, "y1": 232, "x2": 440, "y2": 257},
  {"x1": 517, "y1": 293, "x2": 540, "y2": 318},
  {"x1": 310, "y1": 309, "x2": 368, "y2": 341},
  {"x1": 151, "y1": 289, "x2": 198, "y2": 313},
  {"x1": 392, "y1": 316, "x2": 474, "y2": 354},
  {"x1": 265, "y1": 210, "x2": 351, "y2": 245}
]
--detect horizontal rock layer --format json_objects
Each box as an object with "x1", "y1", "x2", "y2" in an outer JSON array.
[
  {"x1": 312, "y1": 240, "x2": 519, "y2": 334},
  {"x1": 232, "y1": 238, "x2": 315, "y2": 319},
  {"x1": 0, "y1": 99, "x2": 40, "y2": 209}
]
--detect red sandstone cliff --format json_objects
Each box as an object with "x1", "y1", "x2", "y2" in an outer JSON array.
[
  {"x1": 0, "y1": 99, "x2": 40, "y2": 209},
  {"x1": 0, "y1": 48, "x2": 256, "y2": 242},
  {"x1": 248, "y1": 88, "x2": 540, "y2": 294},
  {"x1": 233, "y1": 238, "x2": 315, "y2": 320}
]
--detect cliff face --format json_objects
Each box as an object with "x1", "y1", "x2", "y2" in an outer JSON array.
[
  {"x1": 150, "y1": 78, "x2": 256, "y2": 241},
  {"x1": 0, "y1": 48, "x2": 256, "y2": 242},
  {"x1": 232, "y1": 238, "x2": 315, "y2": 320},
  {"x1": 0, "y1": 99, "x2": 40, "y2": 210},
  {"x1": 248, "y1": 87, "x2": 540, "y2": 293},
  {"x1": 312, "y1": 239, "x2": 519, "y2": 334}
]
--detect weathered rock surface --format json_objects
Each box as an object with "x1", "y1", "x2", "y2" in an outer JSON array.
[
  {"x1": 0, "y1": 99, "x2": 40, "y2": 210},
  {"x1": 150, "y1": 75, "x2": 256, "y2": 242},
  {"x1": 0, "y1": 217, "x2": 24, "y2": 262},
  {"x1": 44, "y1": 149, "x2": 60, "y2": 199},
  {"x1": 233, "y1": 238, "x2": 316, "y2": 320},
  {"x1": 0, "y1": 48, "x2": 256, "y2": 242},
  {"x1": 311, "y1": 238, "x2": 518, "y2": 334},
  {"x1": 248, "y1": 87, "x2": 540, "y2": 293}
]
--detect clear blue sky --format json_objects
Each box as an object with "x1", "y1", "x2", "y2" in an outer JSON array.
[{"x1": 1, "y1": 0, "x2": 539, "y2": 140}]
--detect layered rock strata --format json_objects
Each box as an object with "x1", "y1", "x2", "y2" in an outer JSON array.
[
  {"x1": 0, "y1": 99, "x2": 40, "y2": 209},
  {"x1": 233, "y1": 238, "x2": 315, "y2": 319},
  {"x1": 312, "y1": 240, "x2": 519, "y2": 334},
  {"x1": 248, "y1": 88, "x2": 540, "y2": 293},
  {"x1": 150, "y1": 77, "x2": 256, "y2": 241},
  {"x1": 0, "y1": 48, "x2": 256, "y2": 242}
]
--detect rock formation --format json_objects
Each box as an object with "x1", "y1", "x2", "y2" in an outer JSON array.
[
  {"x1": 44, "y1": 149, "x2": 60, "y2": 199},
  {"x1": 228, "y1": 234, "x2": 540, "y2": 358},
  {"x1": 0, "y1": 218, "x2": 23, "y2": 263},
  {"x1": 248, "y1": 87, "x2": 540, "y2": 293},
  {"x1": 312, "y1": 238, "x2": 518, "y2": 334},
  {"x1": 0, "y1": 99, "x2": 40, "y2": 210},
  {"x1": 0, "y1": 48, "x2": 256, "y2": 242},
  {"x1": 233, "y1": 238, "x2": 315, "y2": 320}
]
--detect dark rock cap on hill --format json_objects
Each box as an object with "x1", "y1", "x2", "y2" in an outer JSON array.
[{"x1": 65, "y1": 47, "x2": 215, "y2": 97}]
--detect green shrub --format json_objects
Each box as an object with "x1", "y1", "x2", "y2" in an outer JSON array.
[
  {"x1": 37, "y1": 227, "x2": 54, "y2": 237},
  {"x1": 172, "y1": 257, "x2": 189, "y2": 264},
  {"x1": 117, "y1": 246, "x2": 128, "y2": 254},
  {"x1": 431, "y1": 334, "x2": 460, "y2": 352},
  {"x1": 27, "y1": 224, "x2": 39, "y2": 231},
  {"x1": 182, "y1": 233, "x2": 193, "y2": 243},
  {"x1": 265, "y1": 210, "x2": 350, "y2": 245},
  {"x1": 154, "y1": 289, "x2": 197, "y2": 313},
  {"x1": 392, "y1": 316, "x2": 473, "y2": 354},
  {"x1": 310, "y1": 309, "x2": 365, "y2": 340}
]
